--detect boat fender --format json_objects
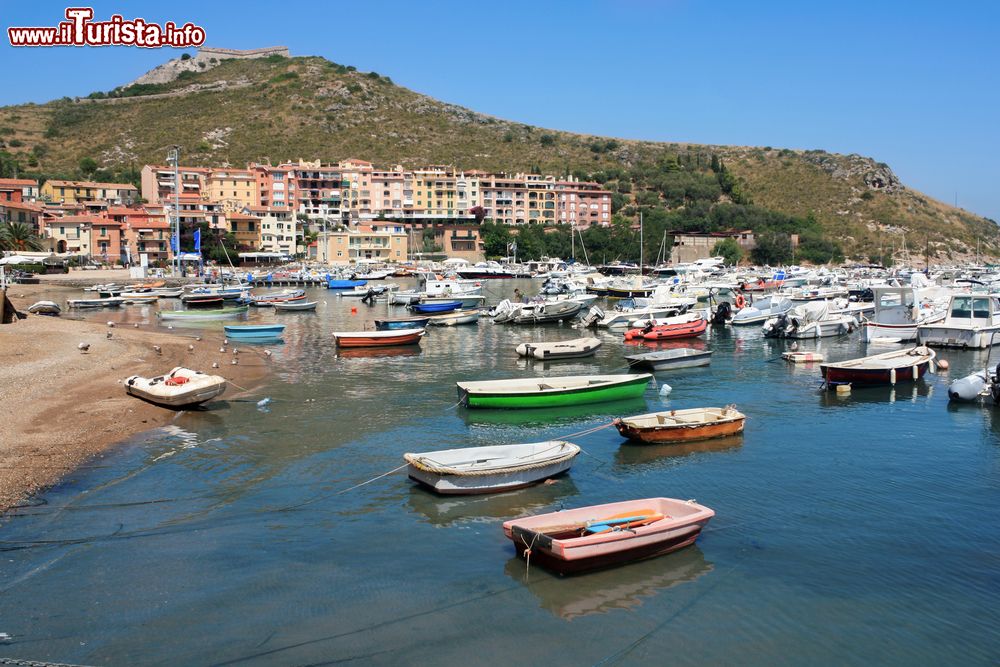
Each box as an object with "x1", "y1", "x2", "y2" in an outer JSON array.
[
  {"x1": 890, "y1": 368, "x2": 896, "y2": 385},
  {"x1": 659, "y1": 383, "x2": 672, "y2": 396},
  {"x1": 912, "y1": 365, "x2": 919, "y2": 381}
]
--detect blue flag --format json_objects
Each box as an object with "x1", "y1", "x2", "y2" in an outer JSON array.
[
  {"x1": 170, "y1": 233, "x2": 179, "y2": 253},
  {"x1": 194, "y1": 228, "x2": 202, "y2": 253}
]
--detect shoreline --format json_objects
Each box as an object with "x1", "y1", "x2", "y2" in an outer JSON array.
[{"x1": 0, "y1": 285, "x2": 270, "y2": 513}]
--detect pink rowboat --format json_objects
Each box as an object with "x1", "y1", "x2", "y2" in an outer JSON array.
[
  {"x1": 503, "y1": 497, "x2": 714, "y2": 575},
  {"x1": 332, "y1": 327, "x2": 426, "y2": 348}
]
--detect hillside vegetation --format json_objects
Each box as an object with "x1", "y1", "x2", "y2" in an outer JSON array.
[{"x1": 0, "y1": 53, "x2": 995, "y2": 264}]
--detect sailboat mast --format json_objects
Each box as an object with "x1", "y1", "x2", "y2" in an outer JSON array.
[{"x1": 639, "y1": 210, "x2": 643, "y2": 274}]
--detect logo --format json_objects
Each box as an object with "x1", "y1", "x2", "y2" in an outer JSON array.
[{"x1": 8, "y1": 7, "x2": 206, "y2": 48}]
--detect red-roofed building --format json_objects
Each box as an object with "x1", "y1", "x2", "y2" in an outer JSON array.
[
  {"x1": 0, "y1": 178, "x2": 39, "y2": 201},
  {"x1": 41, "y1": 180, "x2": 138, "y2": 205},
  {"x1": 140, "y1": 165, "x2": 210, "y2": 205},
  {"x1": 122, "y1": 211, "x2": 172, "y2": 265},
  {"x1": 0, "y1": 200, "x2": 44, "y2": 230}
]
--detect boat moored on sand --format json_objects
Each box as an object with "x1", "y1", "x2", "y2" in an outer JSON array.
[{"x1": 124, "y1": 367, "x2": 227, "y2": 408}]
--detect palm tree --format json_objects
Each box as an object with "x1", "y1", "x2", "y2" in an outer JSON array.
[{"x1": 0, "y1": 221, "x2": 45, "y2": 252}]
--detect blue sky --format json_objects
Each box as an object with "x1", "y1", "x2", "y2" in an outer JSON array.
[{"x1": 2, "y1": 1, "x2": 998, "y2": 221}]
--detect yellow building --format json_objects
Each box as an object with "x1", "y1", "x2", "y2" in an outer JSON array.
[
  {"x1": 205, "y1": 169, "x2": 256, "y2": 212},
  {"x1": 322, "y1": 222, "x2": 407, "y2": 265},
  {"x1": 412, "y1": 167, "x2": 457, "y2": 218},
  {"x1": 41, "y1": 180, "x2": 138, "y2": 205}
]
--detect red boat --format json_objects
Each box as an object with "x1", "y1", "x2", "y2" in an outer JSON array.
[
  {"x1": 624, "y1": 316, "x2": 707, "y2": 341},
  {"x1": 333, "y1": 327, "x2": 426, "y2": 348},
  {"x1": 820, "y1": 345, "x2": 936, "y2": 387}
]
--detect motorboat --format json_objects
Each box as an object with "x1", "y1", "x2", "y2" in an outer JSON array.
[
  {"x1": 27, "y1": 301, "x2": 61, "y2": 316},
  {"x1": 730, "y1": 295, "x2": 793, "y2": 325},
  {"x1": 124, "y1": 367, "x2": 227, "y2": 408},
  {"x1": 512, "y1": 300, "x2": 582, "y2": 324},
  {"x1": 917, "y1": 294, "x2": 1000, "y2": 349},
  {"x1": 502, "y1": 498, "x2": 715, "y2": 574},
  {"x1": 862, "y1": 286, "x2": 949, "y2": 343},
  {"x1": 404, "y1": 441, "x2": 580, "y2": 495},
  {"x1": 762, "y1": 302, "x2": 857, "y2": 339}
]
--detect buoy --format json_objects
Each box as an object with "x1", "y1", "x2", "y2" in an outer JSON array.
[
  {"x1": 937, "y1": 359, "x2": 950, "y2": 370},
  {"x1": 659, "y1": 383, "x2": 672, "y2": 396},
  {"x1": 351, "y1": 306, "x2": 358, "y2": 315},
  {"x1": 836, "y1": 384, "x2": 851, "y2": 395}
]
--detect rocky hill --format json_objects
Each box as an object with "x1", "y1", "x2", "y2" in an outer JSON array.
[{"x1": 0, "y1": 52, "x2": 995, "y2": 262}]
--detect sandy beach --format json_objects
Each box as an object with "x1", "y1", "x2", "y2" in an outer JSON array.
[{"x1": 0, "y1": 284, "x2": 269, "y2": 512}]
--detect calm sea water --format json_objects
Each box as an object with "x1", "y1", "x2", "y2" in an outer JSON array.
[{"x1": 2, "y1": 281, "x2": 999, "y2": 666}]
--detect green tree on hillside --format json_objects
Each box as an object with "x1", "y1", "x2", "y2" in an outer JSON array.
[
  {"x1": 752, "y1": 232, "x2": 793, "y2": 265},
  {"x1": 712, "y1": 238, "x2": 743, "y2": 265}
]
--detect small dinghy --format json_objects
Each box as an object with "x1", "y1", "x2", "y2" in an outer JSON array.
[
  {"x1": 515, "y1": 337, "x2": 602, "y2": 360},
  {"x1": 624, "y1": 315, "x2": 707, "y2": 341},
  {"x1": 273, "y1": 300, "x2": 317, "y2": 312},
  {"x1": 614, "y1": 406, "x2": 746, "y2": 443},
  {"x1": 503, "y1": 498, "x2": 715, "y2": 574},
  {"x1": 374, "y1": 315, "x2": 432, "y2": 331},
  {"x1": 252, "y1": 289, "x2": 305, "y2": 306},
  {"x1": 410, "y1": 300, "x2": 462, "y2": 314},
  {"x1": 327, "y1": 279, "x2": 368, "y2": 290},
  {"x1": 624, "y1": 348, "x2": 712, "y2": 371},
  {"x1": 27, "y1": 301, "x2": 61, "y2": 316},
  {"x1": 404, "y1": 441, "x2": 581, "y2": 495},
  {"x1": 333, "y1": 327, "x2": 426, "y2": 348},
  {"x1": 428, "y1": 308, "x2": 480, "y2": 326},
  {"x1": 223, "y1": 324, "x2": 285, "y2": 340},
  {"x1": 512, "y1": 300, "x2": 583, "y2": 324},
  {"x1": 124, "y1": 367, "x2": 227, "y2": 408},
  {"x1": 182, "y1": 295, "x2": 225, "y2": 308},
  {"x1": 456, "y1": 374, "x2": 651, "y2": 409},
  {"x1": 157, "y1": 305, "x2": 249, "y2": 320},
  {"x1": 820, "y1": 345, "x2": 936, "y2": 387},
  {"x1": 67, "y1": 297, "x2": 123, "y2": 309}
]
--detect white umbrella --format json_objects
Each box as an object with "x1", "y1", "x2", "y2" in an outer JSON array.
[
  {"x1": 443, "y1": 257, "x2": 470, "y2": 265},
  {"x1": 0, "y1": 255, "x2": 34, "y2": 265}
]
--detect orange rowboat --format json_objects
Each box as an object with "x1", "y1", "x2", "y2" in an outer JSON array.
[
  {"x1": 333, "y1": 327, "x2": 426, "y2": 348},
  {"x1": 614, "y1": 407, "x2": 746, "y2": 443},
  {"x1": 624, "y1": 317, "x2": 707, "y2": 341}
]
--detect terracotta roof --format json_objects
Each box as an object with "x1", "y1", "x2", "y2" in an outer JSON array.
[
  {"x1": 0, "y1": 178, "x2": 39, "y2": 187},
  {"x1": 46, "y1": 180, "x2": 137, "y2": 190},
  {"x1": 0, "y1": 200, "x2": 44, "y2": 212}
]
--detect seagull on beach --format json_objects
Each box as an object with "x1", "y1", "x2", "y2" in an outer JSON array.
[{"x1": 78, "y1": 342, "x2": 90, "y2": 352}]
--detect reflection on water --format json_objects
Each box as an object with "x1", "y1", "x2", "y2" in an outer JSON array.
[
  {"x1": 504, "y1": 545, "x2": 713, "y2": 620},
  {"x1": 614, "y1": 434, "x2": 744, "y2": 469},
  {"x1": 460, "y1": 397, "x2": 649, "y2": 429},
  {"x1": 407, "y1": 477, "x2": 581, "y2": 527}
]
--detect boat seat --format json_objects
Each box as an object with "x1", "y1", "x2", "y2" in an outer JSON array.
[{"x1": 538, "y1": 383, "x2": 554, "y2": 390}]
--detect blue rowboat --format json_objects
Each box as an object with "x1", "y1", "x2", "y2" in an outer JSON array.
[
  {"x1": 328, "y1": 279, "x2": 368, "y2": 290},
  {"x1": 224, "y1": 324, "x2": 286, "y2": 339},
  {"x1": 374, "y1": 316, "x2": 432, "y2": 331},
  {"x1": 410, "y1": 300, "x2": 462, "y2": 314}
]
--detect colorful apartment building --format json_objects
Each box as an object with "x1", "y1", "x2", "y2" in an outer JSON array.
[
  {"x1": 0, "y1": 178, "x2": 40, "y2": 201},
  {"x1": 40, "y1": 215, "x2": 99, "y2": 255},
  {"x1": 247, "y1": 206, "x2": 300, "y2": 256},
  {"x1": 205, "y1": 169, "x2": 256, "y2": 212},
  {"x1": 322, "y1": 222, "x2": 407, "y2": 265},
  {"x1": 140, "y1": 165, "x2": 210, "y2": 205},
  {"x1": 90, "y1": 218, "x2": 124, "y2": 264},
  {"x1": 122, "y1": 212, "x2": 172, "y2": 265},
  {"x1": 227, "y1": 211, "x2": 263, "y2": 250},
  {"x1": 41, "y1": 180, "x2": 138, "y2": 205},
  {"x1": 0, "y1": 200, "x2": 44, "y2": 230},
  {"x1": 250, "y1": 164, "x2": 293, "y2": 209}
]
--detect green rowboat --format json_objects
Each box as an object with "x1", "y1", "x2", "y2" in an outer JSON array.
[
  {"x1": 457, "y1": 374, "x2": 652, "y2": 409},
  {"x1": 157, "y1": 305, "x2": 250, "y2": 320}
]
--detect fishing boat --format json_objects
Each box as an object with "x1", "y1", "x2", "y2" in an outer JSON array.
[
  {"x1": 820, "y1": 345, "x2": 936, "y2": 387},
  {"x1": 614, "y1": 407, "x2": 745, "y2": 443},
  {"x1": 157, "y1": 305, "x2": 249, "y2": 320},
  {"x1": 410, "y1": 300, "x2": 462, "y2": 314},
  {"x1": 862, "y1": 286, "x2": 949, "y2": 342},
  {"x1": 512, "y1": 300, "x2": 583, "y2": 324},
  {"x1": 333, "y1": 327, "x2": 426, "y2": 348},
  {"x1": 730, "y1": 295, "x2": 793, "y2": 325},
  {"x1": 66, "y1": 297, "x2": 124, "y2": 309},
  {"x1": 456, "y1": 374, "x2": 651, "y2": 409},
  {"x1": 328, "y1": 279, "x2": 368, "y2": 290},
  {"x1": 124, "y1": 367, "x2": 227, "y2": 408},
  {"x1": 404, "y1": 441, "x2": 581, "y2": 495},
  {"x1": 624, "y1": 315, "x2": 707, "y2": 341},
  {"x1": 27, "y1": 301, "x2": 61, "y2": 316},
  {"x1": 428, "y1": 308, "x2": 481, "y2": 326},
  {"x1": 502, "y1": 498, "x2": 715, "y2": 574},
  {"x1": 251, "y1": 289, "x2": 305, "y2": 306},
  {"x1": 374, "y1": 315, "x2": 432, "y2": 331},
  {"x1": 273, "y1": 300, "x2": 318, "y2": 312},
  {"x1": 182, "y1": 295, "x2": 225, "y2": 309},
  {"x1": 515, "y1": 337, "x2": 602, "y2": 360},
  {"x1": 624, "y1": 348, "x2": 712, "y2": 371},
  {"x1": 917, "y1": 294, "x2": 1000, "y2": 349},
  {"x1": 223, "y1": 324, "x2": 286, "y2": 339}
]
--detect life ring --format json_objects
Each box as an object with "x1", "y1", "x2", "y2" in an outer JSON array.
[
  {"x1": 734, "y1": 294, "x2": 746, "y2": 309},
  {"x1": 165, "y1": 376, "x2": 190, "y2": 386}
]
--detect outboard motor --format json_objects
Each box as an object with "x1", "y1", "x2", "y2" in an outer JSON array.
[
  {"x1": 361, "y1": 288, "x2": 377, "y2": 305},
  {"x1": 948, "y1": 370, "x2": 988, "y2": 401},
  {"x1": 581, "y1": 306, "x2": 604, "y2": 328},
  {"x1": 712, "y1": 301, "x2": 732, "y2": 325}
]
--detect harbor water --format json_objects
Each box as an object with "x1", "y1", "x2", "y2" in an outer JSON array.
[{"x1": 2, "y1": 280, "x2": 1000, "y2": 665}]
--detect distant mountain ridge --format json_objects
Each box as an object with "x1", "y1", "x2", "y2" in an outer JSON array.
[{"x1": 0, "y1": 50, "x2": 995, "y2": 262}]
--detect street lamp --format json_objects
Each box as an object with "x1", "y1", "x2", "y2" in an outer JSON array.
[{"x1": 167, "y1": 146, "x2": 180, "y2": 277}]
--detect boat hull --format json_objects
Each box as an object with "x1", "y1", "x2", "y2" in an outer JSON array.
[
  {"x1": 917, "y1": 325, "x2": 1000, "y2": 349},
  {"x1": 821, "y1": 361, "x2": 932, "y2": 386},
  {"x1": 334, "y1": 331, "x2": 424, "y2": 347},
  {"x1": 410, "y1": 301, "x2": 463, "y2": 314},
  {"x1": 624, "y1": 351, "x2": 712, "y2": 371},
  {"x1": 459, "y1": 376, "x2": 649, "y2": 409},
  {"x1": 614, "y1": 417, "x2": 744, "y2": 443},
  {"x1": 375, "y1": 317, "x2": 432, "y2": 330},
  {"x1": 407, "y1": 460, "x2": 574, "y2": 495}
]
